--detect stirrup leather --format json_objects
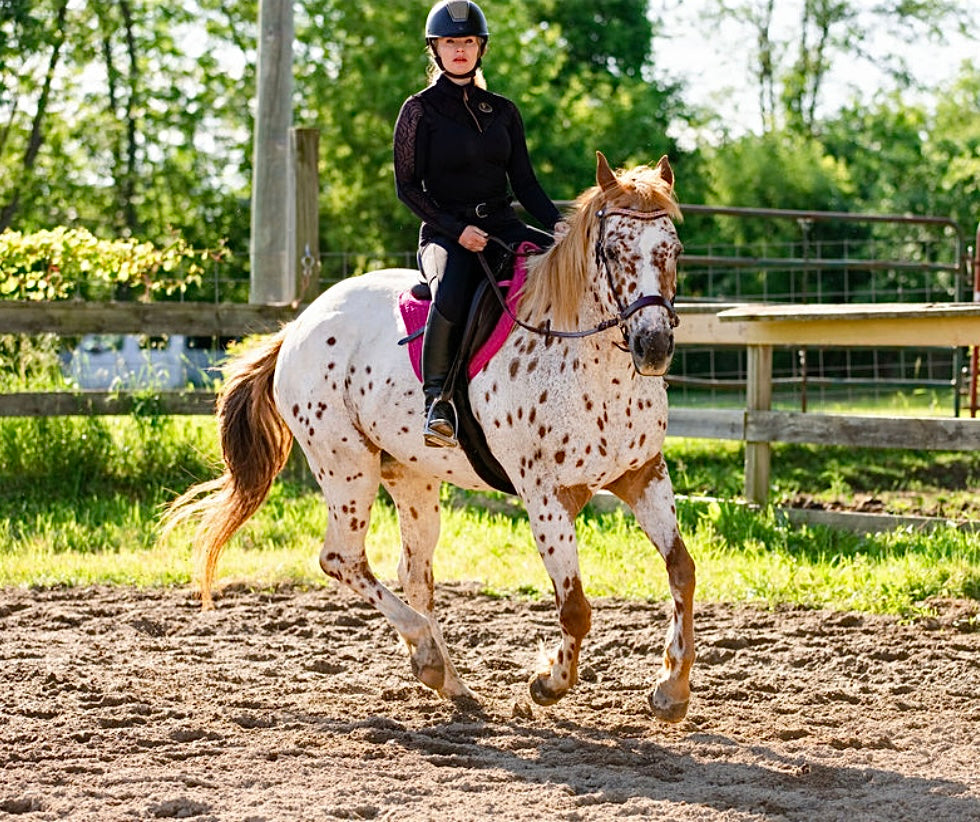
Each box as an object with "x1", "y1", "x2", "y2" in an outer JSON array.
[{"x1": 424, "y1": 398, "x2": 458, "y2": 448}]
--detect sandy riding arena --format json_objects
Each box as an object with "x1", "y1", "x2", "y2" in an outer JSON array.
[{"x1": 2, "y1": 584, "x2": 977, "y2": 821}]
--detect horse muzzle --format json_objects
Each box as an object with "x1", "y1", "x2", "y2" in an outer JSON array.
[{"x1": 630, "y1": 326, "x2": 675, "y2": 376}]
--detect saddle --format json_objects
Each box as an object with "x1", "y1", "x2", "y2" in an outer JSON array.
[{"x1": 399, "y1": 243, "x2": 538, "y2": 495}]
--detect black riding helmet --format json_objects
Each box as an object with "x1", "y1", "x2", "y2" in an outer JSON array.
[
  {"x1": 425, "y1": 1, "x2": 489, "y2": 41},
  {"x1": 425, "y1": 1, "x2": 489, "y2": 78}
]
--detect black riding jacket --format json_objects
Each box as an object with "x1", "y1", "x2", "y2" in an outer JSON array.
[{"x1": 393, "y1": 74, "x2": 561, "y2": 244}]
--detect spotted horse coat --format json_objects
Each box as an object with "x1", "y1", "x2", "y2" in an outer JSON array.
[{"x1": 164, "y1": 152, "x2": 696, "y2": 722}]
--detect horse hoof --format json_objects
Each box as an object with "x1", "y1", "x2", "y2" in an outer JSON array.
[
  {"x1": 412, "y1": 660, "x2": 446, "y2": 691},
  {"x1": 410, "y1": 639, "x2": 446, "y2": 691},
  {"x1": 648, "y1": 688, "x2": 689, "y2": 723},
  {"x1": 529, "y1": 674, "x2": 564, "y2": 707}
]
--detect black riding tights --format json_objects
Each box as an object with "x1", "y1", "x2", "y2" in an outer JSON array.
[{"x1": 419, "y1": 219, "x2": 554, "y2": 326}]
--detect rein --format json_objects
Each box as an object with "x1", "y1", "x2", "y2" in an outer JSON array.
[{"x1": 478, "y1": 207, "x2": 679, "y2": 344}]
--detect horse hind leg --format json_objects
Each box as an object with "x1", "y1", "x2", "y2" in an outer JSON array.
[
  {"x1": 383, "y1": 462, "x2": 472, "y2": 699},
  {"x1": 311, "y1": 442, "x2": 461, "y2": 699}
]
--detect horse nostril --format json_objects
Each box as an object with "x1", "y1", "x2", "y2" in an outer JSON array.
[{"x1": 630, "y1": 328, "x2": 674, "y2": 370}]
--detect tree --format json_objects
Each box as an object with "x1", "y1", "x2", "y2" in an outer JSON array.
[
  {"x1": 706, "y1": 0, "x2": 972, "y2": 135},
  {"x1": 1, "y1": 0, "x2": 255, "y2": 253},
  {"x1": 0, "y1": 0, "x2": 702, "y2": 274},
  {"x1": 817, "y1": 65, "x2": 980, "y2": 298},
  {"x1": 927, "y1": 66, "x2": 980, "y2": 238},
  {"x1": 528, "y1": 0, "x2": 654, "y2": 80},
  {"x1": 0, "y1": 0, "x2": 70, "y2": 231}
]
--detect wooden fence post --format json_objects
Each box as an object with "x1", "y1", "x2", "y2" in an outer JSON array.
[
  {"x1": 291, "y1": 127, "x2": 321, "y2": 304},
  {"x1": 745, "y1": 344, "x2": 773, "y2": 504},
  {"x1": 281, "y1": 126, "x2": 321, "y2": 486}
]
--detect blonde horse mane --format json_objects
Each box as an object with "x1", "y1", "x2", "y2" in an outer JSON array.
[{"x1": 520, "y1": 153, "x2": 681, "y2": 329}]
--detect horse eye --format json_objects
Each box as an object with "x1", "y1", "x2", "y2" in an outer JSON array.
[{"x1": 605, "y1": 245, "x2": 619, "y2": 261}]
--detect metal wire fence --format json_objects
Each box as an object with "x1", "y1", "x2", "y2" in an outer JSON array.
[{"x1": 667, "y1": 205, "x2": 969, "y2": 414}]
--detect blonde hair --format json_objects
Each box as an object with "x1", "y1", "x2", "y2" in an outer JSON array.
[{"x1": 519, "y1": 162, "x2": 681, "y2": 329}]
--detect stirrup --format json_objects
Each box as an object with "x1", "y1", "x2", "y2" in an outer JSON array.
[{"x1": 424, "y1": 399, "x2": 458, "y2": 448}]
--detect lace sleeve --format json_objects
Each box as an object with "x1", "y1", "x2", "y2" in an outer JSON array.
[{"x1": 393, "y1": 96, "x2": 466, "y2": 241}]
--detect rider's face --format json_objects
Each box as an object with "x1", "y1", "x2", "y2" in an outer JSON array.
[{"x1": 436, "y1": 36, "x2": 481, "y2": 76}]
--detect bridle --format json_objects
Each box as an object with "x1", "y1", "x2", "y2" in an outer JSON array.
[
  {"x1": 594, "y1": 207, "x2": 680, "y2": 335},
  {"x1": 478, "y1": 206, "x2": 680, "y2": 345}
]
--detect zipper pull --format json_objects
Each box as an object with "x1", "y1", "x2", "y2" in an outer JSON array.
[{"x1": 462, "y1": 88, "x2": 483, "y2": 133}]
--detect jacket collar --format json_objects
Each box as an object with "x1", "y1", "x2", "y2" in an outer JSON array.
[{"x1": 434, "y1": 72, "x2": 478, "y2": 99}]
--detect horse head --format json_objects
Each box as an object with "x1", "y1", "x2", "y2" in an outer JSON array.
[{"x1": 593, "y1": 150, "x2": 682, "y2": 376}]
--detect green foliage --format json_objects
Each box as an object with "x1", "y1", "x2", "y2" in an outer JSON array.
[
  {"x1": 1, "y1": 0, "x2": 698, "y2": 260},
  {"x1": 930, "y1": 68, "x2": 980, "y2": 216},
  {"x1": 0, "y1": 227, "x2": 229, "y2": 300},
  {"x1": 0, "y1": 414, "x2": 219, "y2": 501},
  {"x1": 689, "y1": 70, "x2": 978, "y2": 298},
  {"x1": 0, "y1": 0, "x2": 975, "y2": 278},
  {"x1": 1, "y1": 0, "x2": 254, "y2": 250},
  {"x1": 291, "y1": 0, "x2": 692, "y2": 254},
  {"x1": 706, "y1": 0, "x2": 972, "y2": 136},
  {"x1": 820, "y1": 92, "x2": 932, "y2": 215},
  {"x1": 529, "y1": 0, "x2": 654, "y2": 79},
  {"x1": 708, "y1": 131, "x2": 852, "y2": 220},
  {"x1": 820, "y1": 64, "x2": 980, "y2": 239}
]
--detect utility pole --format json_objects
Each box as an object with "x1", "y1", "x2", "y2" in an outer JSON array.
[{"x1": 249, "y1": 0, "x2": 294, "y2": 304}]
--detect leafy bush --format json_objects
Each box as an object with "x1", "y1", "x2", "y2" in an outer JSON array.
[
  {"x1": 0, "y1": 414, "x2": 219, "y2": 500},
  {"x1": 0, "y1": 227, "x2": 229, "y2": 301}
]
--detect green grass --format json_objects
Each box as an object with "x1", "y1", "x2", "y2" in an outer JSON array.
[
  {"x1": 3, "y1": 485, "x2": 975, "y2": 618},
  {"x1": 0, "y1": 405, "x2": 978, "y2": 617},
  {"x1": 670, "y1": 385, "x2": 960, "y2": 416},
  {"x1": 667, "y1": 436, "x2": 980, "y2": 517}
]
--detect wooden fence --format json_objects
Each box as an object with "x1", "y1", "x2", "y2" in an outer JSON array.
[{"x1": 3, "y1": 299, "x2": 980, "y2": 504}]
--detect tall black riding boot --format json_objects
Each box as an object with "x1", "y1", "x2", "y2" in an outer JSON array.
[{"x1": 421, "y1": 304, "x2": 459, "y2": 448}]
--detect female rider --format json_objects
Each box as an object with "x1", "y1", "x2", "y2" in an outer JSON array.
[{"x1": 393, "y1": 0, "x2": 568, "y2": 448}]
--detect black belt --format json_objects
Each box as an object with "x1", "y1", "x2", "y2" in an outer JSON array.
[{"x1": 450, "y1": 197, "x2": 512, "y2": 220}]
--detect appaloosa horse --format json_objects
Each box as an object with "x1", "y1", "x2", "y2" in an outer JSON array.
[{"x1": 165, "y1": 151, "x2": 695, "y2": 721}]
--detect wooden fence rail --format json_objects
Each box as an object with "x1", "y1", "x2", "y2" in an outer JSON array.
[
  {"x1": 0, "y1": 301, "x2": 296, "y2": 337},
  {"x1": 4, "y1": 300, "x2": 980, "y2": 503}
]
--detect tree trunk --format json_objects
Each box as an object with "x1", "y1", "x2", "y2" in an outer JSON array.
[{"x1": 119, "y1": 0, "x2": 139, "y2": 233}]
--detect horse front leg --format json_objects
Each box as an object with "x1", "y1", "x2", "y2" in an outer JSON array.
[
  {"x1": 606, "y1": 454, "x2": 695, "y2": 723},
  {"x1": 523, "y1": 485, "x2": 593, "y2": 706}
]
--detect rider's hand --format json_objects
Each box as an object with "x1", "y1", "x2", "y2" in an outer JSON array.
[
  {"x1": 459, "y1": 225, "x2": 488, "y2": 252},
  {"x1": 553, "y1": 220, "x2": 570, "y2": 241}
]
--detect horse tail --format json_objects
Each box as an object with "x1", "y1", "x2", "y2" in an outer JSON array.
[{"x1": 162, "y1": 329, "x2": 293, "y2": 608}]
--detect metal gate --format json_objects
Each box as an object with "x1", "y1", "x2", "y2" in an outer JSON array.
[{"x1": 667, "y1": 204, "x2": 971, "y2": 416}]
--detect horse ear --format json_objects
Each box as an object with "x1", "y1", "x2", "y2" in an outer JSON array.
[
  {"x1": 655, "y1": 155, "x2": 674, "y2": 188},
  {"x1": 596, "y1": 151, "x2": 620, "y2": 193}
]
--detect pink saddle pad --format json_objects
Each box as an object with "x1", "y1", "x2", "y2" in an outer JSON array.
[{"x1": 398, "y1": 242, "x2": 535, "y2": 382}]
